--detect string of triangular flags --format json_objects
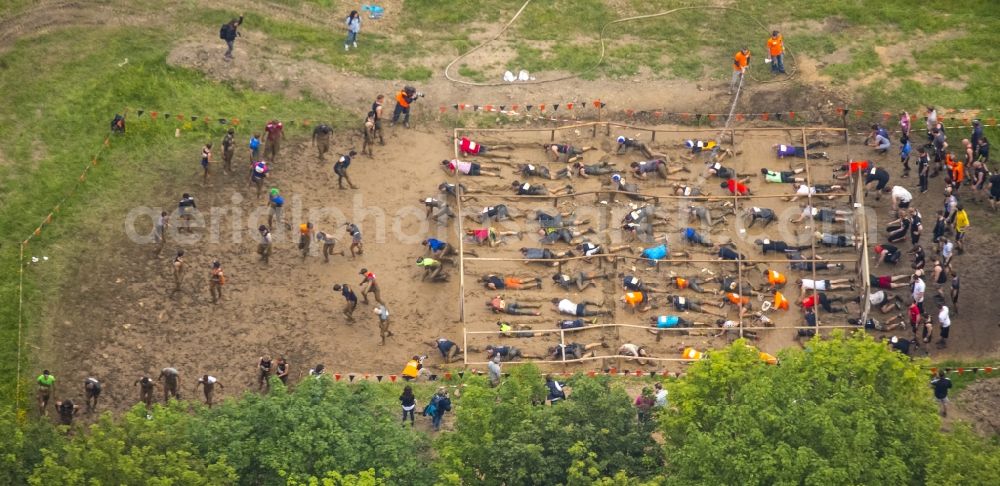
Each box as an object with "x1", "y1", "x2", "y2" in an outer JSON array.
[
  {"x1": 929, "y1": 366, "x2": 997, "y2": 376},
  {"x1": 125, "y1": 108, "x2": 321, "y2": 130}
]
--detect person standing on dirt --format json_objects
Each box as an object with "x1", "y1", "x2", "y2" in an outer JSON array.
[
  {"x1": 220, "y1": 15, "x2": 243, "y2": 61},
  {"x1": 221, "y1": 128, "x2": 235, "y2": 174},
  {"x1": 250, "y1": 160, "x2": 268, "y2": 198},
  {"x1": 209, "y1": 260, "x2": 225, "y2": 303},
  {"x1": 264, "y1": 119, "x2": 284, "y2": 163},
  {"x1": 257, "y1": 225, "x2": 273, "y2": 263},
  {"x1": 391, "y1": 86, "x2": 420, "y2": 128},
  {"x1": 316, "y1": 230, "x2": 345, "y2": 263},
  {"x1": 359, "y1": 268, "x2": 385, "y2": 305},
  {"x1": 195, "y1": 374, "x2": 223, "y2": 407},
  {"x1": 362, "y1": 111, "x2": 377, "y2": 156},
  {"x1": 83, "y1": 377, "x2": 101, "y2": 413},
  {"x1": 200, "y1": 142, "x2": 213, "y2": 184},
  {"x1": 334, "y1": 151, "x2": 360, "y2": 189},
  {"x1": 268, "y1": 188, "x2": 286, "y2": 229},
  {"x1": 332, "y1": 283, "x2": 359, "y2": 321},
  {"x1": 257, "y1": 355, "x2": 273, "y2": 392},
  {"x1": 178, "y1": 193, "x2": 196, "y2": 233},
  {"x1": 36, "y1": 370, "x2": 55, "y2": 416},
  {"x1": 158, "y1": 367, "x2": 181, "y2": 402},
  {"x1": 766, "y1": 31, "x2": 785, "y2": 74},
  {"x1": 276, "y1": 356, "x2": 290, "y2": 385},
  {"x1": 153, "y1": 211, "x2": 169, "y2": 257},
  {"x1": 370, "y1": 94, "x2": 386, "y2": 144},
  {"x1": 172, "y1": 250, "x2": 186, "y2": 292},
  {"x1": 345, "y1": 222, "x2": 363, "y2": 257},
  {"x1": 135, "y1": 375, "x2": 156, "y2": 408},
  {"x1": 374, "y1": 303, "x2": 392, "y2": 345},
  {"x1": 298, "y1": 222, "x2": 314, "y2": 258},
  {"x1": 344, "y1": 10, "x2": 361, "y2": 51},
  {"x1": 730, "y1": 47, "x2": 750, "y2": 94},
  {"x1": 249, "y1": 133, "x2": 261, "y2": 161},
  {"x1": 312, "y1": 123, "x2": 333, "y2": 161}
]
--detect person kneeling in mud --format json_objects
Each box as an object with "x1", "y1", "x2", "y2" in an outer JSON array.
[{"x1": 548, "y1": 341, "x2": 608, "y2": 360}]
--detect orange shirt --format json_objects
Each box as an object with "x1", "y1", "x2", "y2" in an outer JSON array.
[
  {"x1": 625, "y1": 291, "x2": 645, "y2": 306},
  {"x1": 767, "y1": 35, "x2": 783, "y2": 56},
  {"x1": 945, "y1": 154, "x2": 956, "y2": 170},
  {"x1": 766, "y1": 270, "x2": 786, "y2": 286},
  {"x1": 395, "y1": 90, "x2": 410, "y2": 108},
  {"x1": 952, "y1": 161, "x2": 965, "y2": 182},
  {"x1": 725, "y1": 292, "x2": 749, "y2": 305},
  {"x1": 773, "y1": 291, "x2": 789, "y2": 310},
  {"x1": 674, "y1": 277, "x2": 688, "y2": 289},
  {"x1": 734, "y1": 50, "x2": 750, "y2": 71}
]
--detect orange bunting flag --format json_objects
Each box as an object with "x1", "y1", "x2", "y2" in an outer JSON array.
[
  {"x1": 788, "y1": 111, "x2": 795, "y2": 119},
  {"x1": 566, "y1": 102, "x2": 574, "y2": 110},
  {"x1": 593, "y1": 100, "x2": 602, "y2": 108},
  {"x1": 625, "y1": 109, "x2": 634, "y2": 117},
  {"x1": 836, "y1": 107, "x2": 844, "y2": 116},
  {"x1": 736, "y1": 114, "x2": 745, "y2": 121},
  {"x1": 444, "y1": 372, "x2": 452, "y2": 380},
  {"x1": 485, "y1": 105, "x2": 493, "y2": 112},
  {"x1": 176, "y1": 114, "x2": 184, "y2": 121},
  {"x1": 654, "y1": 111, "x2": 663, "y2": 118},
  {"x1": 608, "y1": 367, "x2": 617, "y2": 375},
  {"x1": 512, "y1": 104, "x2": 519, "y2": 111},
  {"x1": 708, "y1": 114, "x2": 717, "y2": 121},
  {"x1": 34, "y1": 227, "x2": 42, "y2": 236},
  {"x1": 231, "y1": 118, "x2": 240, "y2": 125},
  {"x1": 439, "y1": 106, "x2": 446, "y2": 113},
  {"x1": 539, "y1": 104, "x2": 546, "y2": 111},
  {"x1": 151, "y1": 111, "x2": 159, "y2": 119},
  {"x1": 855, "y1": 110, "x2": 864, "y2": 118},
  {"x1": 761, "y1": 113, "x2": 770, "y2": 121}
]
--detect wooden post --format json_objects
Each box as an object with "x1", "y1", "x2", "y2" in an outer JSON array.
[
  {"x1": 454, "y1": 129, "x2": 466, "y2": 323},
  {"x1": 802, "y1": 127, "x2": 820, "y2": 331},
  {"x1": 651, "y1": 130, "x2": 657, "y2": 142},
  {"x1": 550, "y1": 129, "x2": 555, "y2": 141}
]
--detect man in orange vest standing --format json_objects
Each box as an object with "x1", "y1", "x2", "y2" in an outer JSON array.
[
  {"x1": 730, "y1": 47, "x2": 750, "y2": 95},
  {"x1": 391, "y1": 86, "x2": 421, "y2": 128},
  {"x1": 766, "y1": 30, "x2": 785, "y2": 74}
]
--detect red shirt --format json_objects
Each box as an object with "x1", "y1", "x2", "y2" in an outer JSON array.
[
  {"x1": 726, "y1": 179, "x2": 749, "y2": 195},
  {"x1": 909, "y1": 304, "x2": 920, "y2": 324},
  {"x1": 460, "y1": 137, "x2": 482, "y2": 155},
  {"x1": 801, "y1": 295, "x2": 816, "y2": 309},
  {"x1": 265, "y1": 122, "x2": 284, "y2": 141},
  {"x1": 848, "y1": 160, "x2": 869, "y2": 173}
]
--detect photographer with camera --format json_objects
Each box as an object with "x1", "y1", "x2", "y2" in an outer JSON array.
[{"x1": 391, "y1": 86, "x2": 423, "y2": 128}]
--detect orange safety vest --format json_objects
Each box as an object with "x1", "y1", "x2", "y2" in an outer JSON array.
[
  {"x1": 299, "y1": 223, "x2": 310, "y2": 235},
  {"x1": 725, "y1": 292, "x2": 749, "y2": 305},
  {"x1": 773, "y1": 291, "x2": 789, "y2": 310},
  {"x1": 682, "y1": 347, "x2": 704, "y2": 360},
  {"x1": 767, "y1": 270, "x2": 786, "y2": 286},
  {"x1": 674, "y1": 277, "x2": 688, "y2": 289},
  {"x1": 396, "y1": 90, "x2": 410, "y2": 108},
  {"x1": 767, "y1": 35, "x2": 783, "y2": 56},
  {"x1": 952, "y1": 161, "x2": 965, "y2": 182},
  {"x1": 402, "y1": 359, "x2": 419, "y2": 378},
  {"x1": 624, "y1": 291, "x2": 644, "y2": 306}
]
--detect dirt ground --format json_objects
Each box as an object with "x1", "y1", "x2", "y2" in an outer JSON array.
[{"x1": 951, "y1": 378, "x2": 1000, "y2": 436}]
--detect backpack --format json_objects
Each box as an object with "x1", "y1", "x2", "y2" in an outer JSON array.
[{"x1": 219, "y1": 24, "x2": 231, "y2": 40}]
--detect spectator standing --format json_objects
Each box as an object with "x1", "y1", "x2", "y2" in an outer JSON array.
[
  {"x1": 937, "y1": 306, "x2": 951, "y2": 348},
  {"x1": 635, "y1": 387, "x2": 656, "y2": 425},
  {"x1": 930, "y1": 370, "x2": 952, "y2": 416},
  {"x1": 344, "y1": 10, "x2": 361, "y2": 51},
  {"x1": 400, "y1": 385, "x2": 416, "y2": 426},
  {"x1": 654, "y1": 382, "x2": 668, "y2": 408},
  {"x1": 766, "y1": 31, "x2": 785, "y2": 74},
  {"x1": 487, "y1": 355, "x2": 501, "y2": 387},
  {"x1": 428, "y1": 387, "x2": 452, "y2": 431},
  {"x1": 730, "y1": 47, "x2": 750, "y2": 94},
  {"x1": 220, "y1": 15, "x2": 243, "y2": 61}
]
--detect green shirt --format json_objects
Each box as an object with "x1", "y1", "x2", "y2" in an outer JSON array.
[
  {"x1": 764, "y1": 170, "x2": 783, "y2": 183},
  {"x1": 417, "y1": 258, "x2": 439, "y2": 267},
  {"x1": 37, "y1": 374, "x2": 55, "y2": 387}
]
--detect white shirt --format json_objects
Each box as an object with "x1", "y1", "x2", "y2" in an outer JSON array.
[
  {"x1": 938, "y1": 306, "x2": 951, "y2": 328},
  {"x1": 200, "y1": 376, "x2": 217, "y2": 385},
  {"x1": 941, "y1": 241, "x2": 954, "y2": 260},
  {"x1": 891, "y1": 186, "x2": 912, "y2": 203},
  {"x1": 654, "y1": 389, "x2": 668, "y2": 407},
  {"x1": 796, "y1": 185, "x2": 816, "y2": 196},
  {"x1": 912, "y1": 278, "x2": 925, "y2": 302},
  {"x1": 619, "y1": 343, "x2": 639, "y2": 356},
  {"x1": 869, "y1": 290, "x2": 886, "y2": 306},
  {"x1": 558, "y1": 299, "x2": 577, "y2": 314},
  {"x1": 801, "y1": 279, "x2": 827, "y2": 290}
]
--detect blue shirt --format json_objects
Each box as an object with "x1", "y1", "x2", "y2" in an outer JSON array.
[
  {"x1": 249, "y1": 137, "x2": 260, "y2": 150},
  {"x1": 426, "y1": 238, "x2": 446, "y2": 251},
  {"x1": 657, "y1": 315, "x2": 680, "y2": 328},
  {"x1": 270, "y1": 195, "x2": 284, "y2": 207},
  {"x1": 642, "y1": 244, "x2": 667, "y2": 260},
  {"x1": 900, "y1": 140, "x2": 912, "y2": 157},
  {"x1": 683, "y1": 227, "x2": 697, "y2": 240}
]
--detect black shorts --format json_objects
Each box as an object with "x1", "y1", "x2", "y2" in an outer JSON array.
[
  {"x1": 956, "y1": 231, "x2": 966, "y2": 241},
  {"x1": 817, "y1": 210, "x2": 835, "y2": 222},
  {"x1": 468, "y1": 163, "x2": 482, "y2": 176},
  {"x1": 866, "y1": 175, "x2": 889, "y2": 190},
  {"x1": 781, "y1": 172, "x2": 796, "y2": 183},
  {"x1": 941, "y1": 325, "x2": 950, "y2": 339},
  {"x1": 990, "y1": 189, "x2": 1000, "y2": 201}
]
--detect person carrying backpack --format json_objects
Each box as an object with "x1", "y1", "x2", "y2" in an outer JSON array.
[
  {"x1": 424, "y1": 387, "x2": 452, "y2": 431},
  {"x1": 344, "y1": 10, "x2": 361, "y2": 51},
  {"x1": 220, "y1": 15, "x2": 244, "y2": 60}
]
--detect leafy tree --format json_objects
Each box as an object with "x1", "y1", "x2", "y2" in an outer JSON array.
[
  {"x1": 660, "y1": 334, "x2": 960, "y2": 485},
  {"x1": 0, "y1": 409, "x2": 62, "y2": 484},
  {"x1": 185, "y1": 379, "x2": 434, "y2": 485},
  {"x1": 26, "y1": 403, "x2": 237, "y2": 485},
  {"x1": 927, "y1": 422, "x2": 1000, "y2": 485},
  {"x1": 435, "y1": 365, "x2": 662, "y2": 485}
]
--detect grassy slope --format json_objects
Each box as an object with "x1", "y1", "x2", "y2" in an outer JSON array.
[{"x1": 0, "y1": 26, "x2": 346, "y2": 402}]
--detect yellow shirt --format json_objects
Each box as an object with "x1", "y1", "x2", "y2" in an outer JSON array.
[{"x1": 955, "y1": 210, "x2": 969, "y2": 233}]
